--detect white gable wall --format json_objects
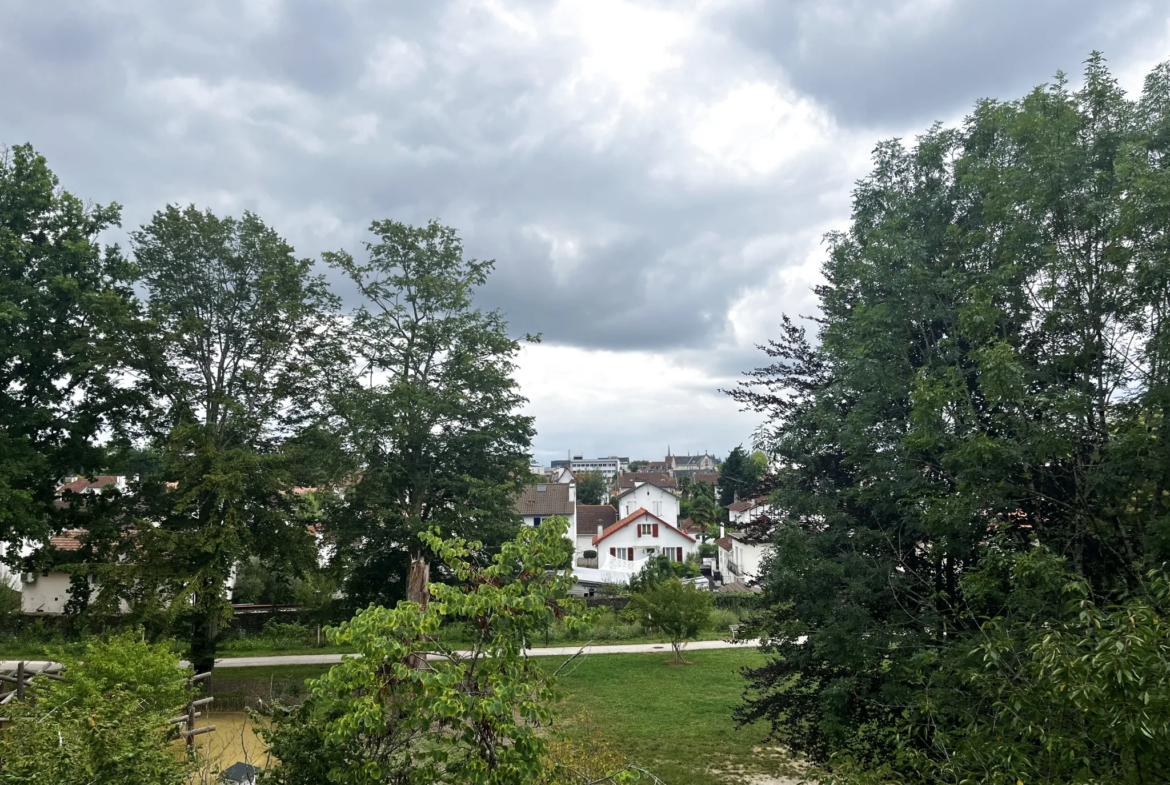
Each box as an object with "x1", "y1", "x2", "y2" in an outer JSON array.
[
  {"x1": 596, "y1": 512, "x2": 696, "y2": 563},
  {"x1": 616, "y1": 483, "x2": 679, "y2": 525}
]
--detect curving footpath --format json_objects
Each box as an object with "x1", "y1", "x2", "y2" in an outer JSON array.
[{"x1": 197, "y1": 638, "x2": 762, "y2": 669}]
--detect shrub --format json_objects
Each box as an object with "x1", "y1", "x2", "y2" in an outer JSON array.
[
  {"x1": 588, "y1": 609, "x2": 642, "y2": 641},
  {"x1": 698, "y1": 542, "x2": 717, "y2": 559},
  {"x1": 262, "y1": 620, "x2": 310, "y2": 650},
  {"x1": 0, "y1": 631, "x2": 194, "y2": 785},
  {"x1": 627, "y1": 578, "x2": 712, "y2": 663},
  {"x1": 582, "y1": 550, "x2": 597, "y2": 560},
  {"x1": 258, "y1": 521, "x2": 595, "y2": 784},
  {"x1": 707, "y1": 608, "x2": 741, "y2": 631},
  {"x1": 712, "y1": 592, "x2": 760, "y2": 613}
]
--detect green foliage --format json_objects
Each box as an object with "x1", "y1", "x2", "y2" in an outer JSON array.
[
  {"x1": 829, "y1": 554, "x2": 1170, "y2": 785},
  {"x1": 575, "y1": 472, "x2": 606, "y2": 506},
  {"x1": 0, "y1": 632, "x2": 193, "y2": 785},
  {"x1": 582, "y1": 549, "x2": 597, "y2": 560},
  {"x1": 730, "y1": 54, "x2": 1170, "y2": 778},
  {"x1": 628, "y1": 554, "x2": 698, "y2": 593},
  {"x1": 0, "y1": 143, "x2": 145, "y2": 559},
  {"x1": 259, "y1": 519, "x2": 594, "y2": 784},
  {"x1": 120, "y1": 205, "x2": 339, "y2": 671},
  {"x1": 711, "y1": 592, "x2": 761, "y2": 613},
  {"x1": 0, "y1": 585, "x2": 19, "y2": 621},
  {"x1": 324, "y1": 219, "x2": 534, "y2": 609},
  {"x1": 627, "y1": 578, "x2": 712, "y2": 663},
  {"x1": 717, "y1": 445, "x2": 764, "y2": 508}
]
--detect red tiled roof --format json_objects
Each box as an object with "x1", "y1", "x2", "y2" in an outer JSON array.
[
  {"x1": 614, "y1": 479, "x2": 678, "y2": 500},
  {"x1": 593, "y1": 508, "x2": 696, "y2": 546},
  {"x1": 614, "y1": 472, "x2": 676, "y2": 490},
  {"x1": 715, "y1": 535, "x2": 732, "y2": 551},
  {"x1": 576, "y1": 504, "x2": 618, "y2": 536},
  {"x1": 692, "y1": 472, "x2": 721, "y2": 485},
  {"x1": 49, "y1": 530, "x2": 85, "y2": 551},
  {"x1": 679, "y1": 517, "x2": 704, "y2": 536},
  {"x1": 728, "y1": 496, "x2": 768, "y2": 513},
  {"x1": 57, "y1": 475, "x2": 122, "y2": 494},
  {"x1": 514, "y1": 483, "x2": 576, "y2": 516}
]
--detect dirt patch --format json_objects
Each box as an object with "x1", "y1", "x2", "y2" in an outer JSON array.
[{"x1": 707, "y1": 744, "x2": 812, "y2": 785}]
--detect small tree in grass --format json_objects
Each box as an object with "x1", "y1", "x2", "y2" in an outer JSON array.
[
  {"x1": 628, "y1": 577, "x2": 712, "y2": 664},
  {"x1": 259, "y1": 518, "x2": 647, "y2": 784},
  {"x1": 0, "y1": 631, "x2": 194, "y2": 785}
]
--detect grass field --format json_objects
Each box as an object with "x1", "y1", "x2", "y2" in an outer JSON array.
[
  {"x1": 199, "y1": 648, "x2": 801, "y2": 784},
  {"x1": 553, "y1": 649, "x2": 800, "y2": 784}
]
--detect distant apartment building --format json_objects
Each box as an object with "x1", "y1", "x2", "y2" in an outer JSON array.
[{"x1": 550, "y1": 455, "x2": 629, "y2": 479}]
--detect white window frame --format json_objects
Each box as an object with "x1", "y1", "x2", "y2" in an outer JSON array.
[{"x1": 639, "y1": 523, "x2": 654, "y2": 536}]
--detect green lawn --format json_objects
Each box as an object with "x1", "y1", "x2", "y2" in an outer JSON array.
[
  {"x1": 209, "y1": 648, "x2": 801, "y2": 785},
  {"x1": 553, "y1": 649, "x2": 799, "y2": 784}
]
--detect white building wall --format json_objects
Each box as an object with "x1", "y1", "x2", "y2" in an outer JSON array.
[
  {"x1": 729, "y1": 502, "x2": 773, "y2": 527},
  {"x1": 21, "y1": 572, "x2": 77, "y2": 614},
  {"x1": 729, "y1": 538, "x2": 771, "y2": 582},
  {"x1": 596, "y1": 513, "x2": 696, "y2": 562},
  {"x1": 568, "y1": 458, "x2": 626, "y2": 479},
  {"x1": 616, "y1": 483, "x2": 679, "y2": 525}
]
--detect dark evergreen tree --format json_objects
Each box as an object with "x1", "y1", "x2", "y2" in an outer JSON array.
[{"x1": 729, "y1": 56, "x2": 1170, "y2": 777}]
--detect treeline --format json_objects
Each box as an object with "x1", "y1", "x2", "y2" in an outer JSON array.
[
  {"x1": 733, "y1": 55, "x2": 1170, "y2": 783},
  {"x1": 0, "y1": 146, "x2": 533, "y2": 671}
]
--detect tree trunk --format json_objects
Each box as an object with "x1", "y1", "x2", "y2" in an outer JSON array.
[
  {"x1": 405, "y1": 551, "x2": 431, "y2": 670},
  {"x1": 188, "y1": 608, "x2": 219, "y2": 676},
  {"x1": 408, "y1": 551, "x2": 430, "y2": 609}
]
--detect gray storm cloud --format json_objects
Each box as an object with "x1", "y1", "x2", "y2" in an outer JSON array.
[{"x1": 1, "y1": 0, "x2": 1164, "y2": 459}]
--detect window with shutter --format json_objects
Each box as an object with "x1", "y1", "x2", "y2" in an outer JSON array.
[
  {"x1": 610, "y1": 547, "x2": 615, "y2": 557},
  {"x1": 627, "y1": 547, "x2": 634, "y2": 560},
  {"x1": 652, "y1": 523, "x2": 659, "y2": 537},
  {"x1": 676, "y1": 547, "x2": 683, "y2": 562}
]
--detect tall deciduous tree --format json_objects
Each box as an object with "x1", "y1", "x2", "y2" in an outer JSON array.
[
  {"x1": 325, "y1": 220, "x2": 534, "y2": 609},
  {"x1": 127, "y1": 205, "x2": 339, "y2": 672},
  {"x1": 0, "y1": 144, "x2": 145, "y2": 556},
  {"x1": 729, "y1": 55, "x2": 1170, "y2": 774}
]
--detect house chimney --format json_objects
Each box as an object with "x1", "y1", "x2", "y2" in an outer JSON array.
[
  {"x1": 568, "y1": 481, "x2": 576, "y2": 503},
  {"x1": 719, "y1": 523, "x2": 725, "y2": 539}
]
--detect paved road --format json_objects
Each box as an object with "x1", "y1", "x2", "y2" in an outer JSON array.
[{"x1": 205, "y1": 638, "x2": 762, "y2": 669}]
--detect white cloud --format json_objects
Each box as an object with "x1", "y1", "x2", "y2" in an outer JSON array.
[
  {"x1": 364, "y1": 37, "x2": 426, "y2": 89},
  {"x1": 686, "y1": 79, "x2": 837, "y2": 179},
  {"x1": 516, "y1": 341, "x2": 762, "y2": 461}
]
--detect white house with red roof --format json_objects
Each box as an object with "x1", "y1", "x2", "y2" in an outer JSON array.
[
  {"x1": 614, "y1": 480, "x2": 680, "y2": 525},
  {"x1": 592, "y1": 508, "x2": 696, "y2": 564},
  {"x1": 727, "y1": 496, "x2": 773, "y2": 527}
]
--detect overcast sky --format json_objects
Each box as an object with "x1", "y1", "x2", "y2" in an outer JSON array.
[{"x1": 3, "y1": 1, "x2": 1168, "y2": 464}]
